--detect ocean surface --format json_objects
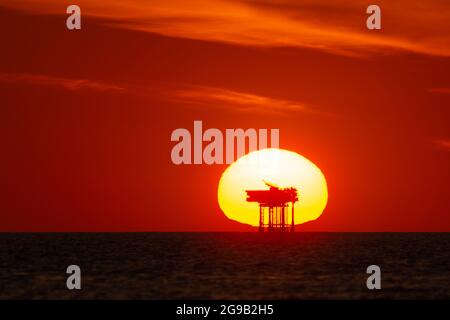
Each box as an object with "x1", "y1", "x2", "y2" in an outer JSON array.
[{"x1": 0, "y1": 233, "x2": 449, "y2": 299}]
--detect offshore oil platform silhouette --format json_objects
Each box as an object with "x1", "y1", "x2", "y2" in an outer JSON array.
[{"x1": 246, "y1": 181, "x2": 299, "y2": 232}]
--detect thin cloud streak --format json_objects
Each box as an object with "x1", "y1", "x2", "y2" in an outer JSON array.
[
  {"x1": 428, "y1": 88, "x2": 450, "y2": 94},
  {"x1": 434, "y1": 139, "x2": 450, "y2": 151},
  {"x1": 172, "y1": 86, "x2": 312, "y2": 115},
  {"x1": 3, "y1": 0, "x2": 450, "y2": 56},
  {"x1": 0, "y1": 73, "x2": 312, "y2": 115},
  {"x1": 0, "y1": 73, "x2": 125, "y2": 93}
]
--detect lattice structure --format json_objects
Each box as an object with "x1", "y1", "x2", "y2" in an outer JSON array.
[{"x1": 246, "y1": 182, "x2": 299, "y2": 232}]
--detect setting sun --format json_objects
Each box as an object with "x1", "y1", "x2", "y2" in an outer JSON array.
[{"x1": 218, "y1": 149, "x2": 328, "y2": 227}]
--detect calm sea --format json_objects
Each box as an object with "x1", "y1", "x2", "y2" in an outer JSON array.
[{"x1": 0, "y1": 233, "x2": 449, "y2": 299}]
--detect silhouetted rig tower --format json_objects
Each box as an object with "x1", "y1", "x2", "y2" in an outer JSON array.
[{"x1": 246, "y1": 182, "x2": 299, "y2": 232}]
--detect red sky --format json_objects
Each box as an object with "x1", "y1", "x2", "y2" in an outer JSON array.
[{"x1": 0, "y1": 1, "x2": 449, "y2": 231}]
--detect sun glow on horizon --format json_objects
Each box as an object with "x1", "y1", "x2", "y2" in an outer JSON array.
[{"x1": 218, "y1": 149, "x2": 328, "y2": 227}]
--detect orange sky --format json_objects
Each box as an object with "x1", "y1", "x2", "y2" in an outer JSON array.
[{"x1": 0, "y1": 1, "x2": 449, "y2": 231}]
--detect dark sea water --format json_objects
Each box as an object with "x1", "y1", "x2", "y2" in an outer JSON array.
[{"x1": 0, "y1": 233, "x2": 449, "y2": 299}]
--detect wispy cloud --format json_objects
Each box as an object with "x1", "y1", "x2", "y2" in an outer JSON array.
[
  {"x1": 172, "y1": 85, "x2": 311, "y2": 115},
  {"x1": 428, "y1": 88, "x2": 450, "y2": 94},
  {"x1": 4, "y1": 0, "x2": 450, "y2": 56},
  {"x1": 0, "y1": 73, "x2": 125, "y2": 93},
  {"x1": 433, "y1": 139, "x2": 450, "y2": 151},
  {"x1": 0, "y1": 72, "x2": 309, "y2": 115}
]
